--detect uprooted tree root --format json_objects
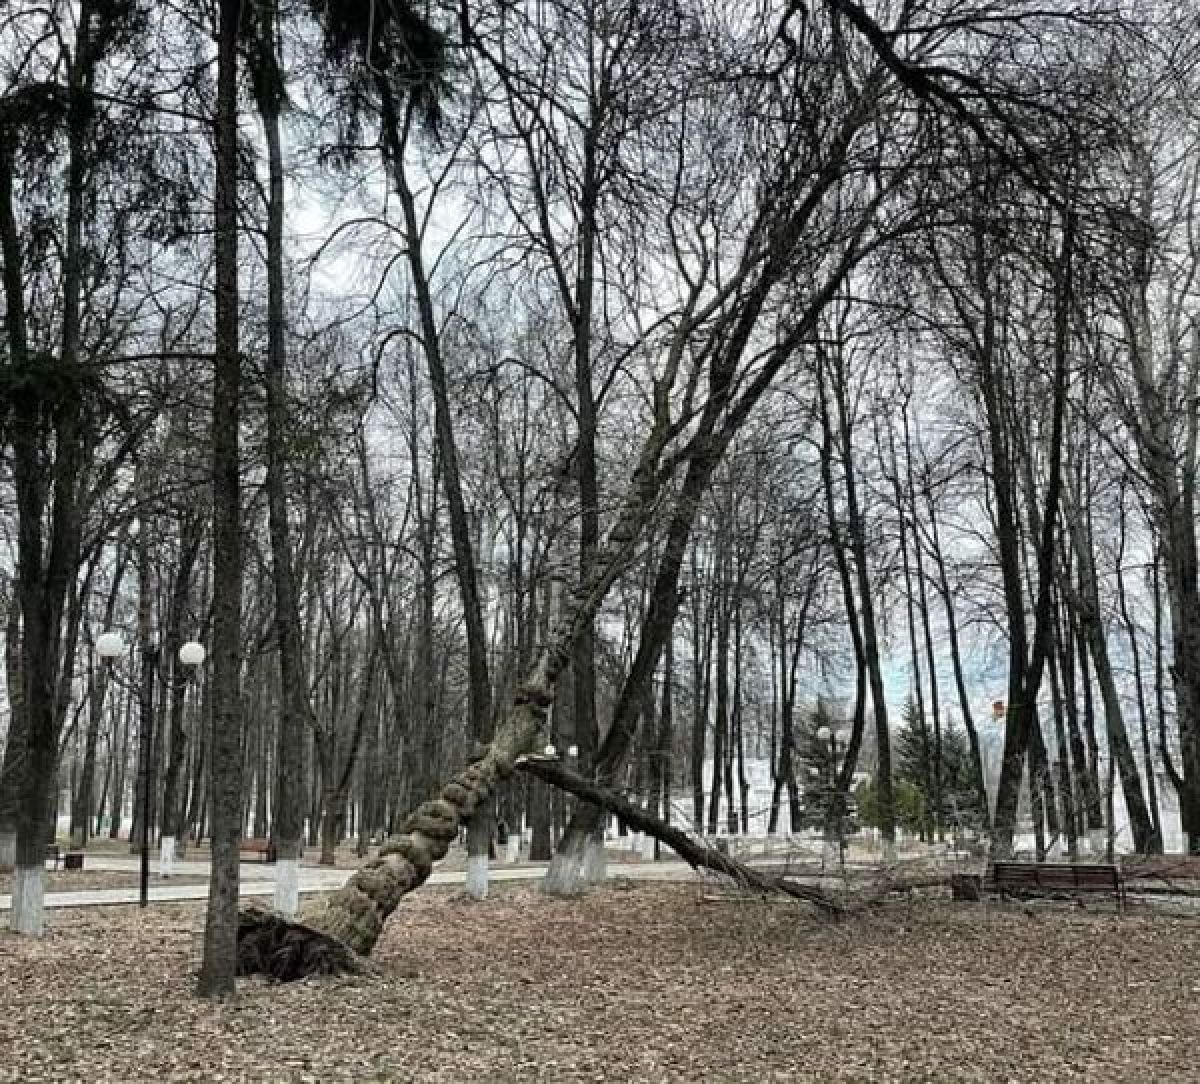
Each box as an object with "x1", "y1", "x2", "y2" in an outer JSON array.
[{"x1": 236, "y1": 907, "x2": 367, "y2": 981}]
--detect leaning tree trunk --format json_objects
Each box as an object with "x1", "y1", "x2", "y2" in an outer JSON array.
[
  {"x1": 238, "y1": 397, "x2": 676, "y2": 978},
  {"x1": 519, "y1": 758, "x2": 839, "y2": 914},
  {"x1": 238, "y1": 657, "x2": 561, "y2": 977}
]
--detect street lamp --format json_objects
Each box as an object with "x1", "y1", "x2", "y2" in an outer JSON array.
[
  {"x1": 97, "y1": 629, "x2": 205, "y2": 903},
  {"x1": 96, "y1": 631, "x2": 129, "y2": 661},
  {"x1": 160, "y1": 641, "x2": 205, "y2": 879},
  {"x1": 179, "y1": 641, "x2": 206, "y2": 669},
  {"x1": 97, "y1": 629, "x2": 157, "y2": 904}
]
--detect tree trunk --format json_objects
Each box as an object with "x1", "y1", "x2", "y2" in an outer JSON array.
[
  {"x1": 926, "y1": 496, "x2": 988, "y2": 829},
  {"x1": 8, "y1": 6, "x2": 93, "y2": 933},
  {"x1": 197, "y1": 0, "x2": 244, "y2": 999},
  {"x1": 160, "y1": 519, "x2": 201, "y2": 860},
  {"x1": 649, "y1": 630, "x2": 675, "y2": 859},
  {"x1": 690, "y1": 552, "x2": 710, "y2": 831},
  {"x1": 709, "y1": 561, "x2": 730, "y2": 836},
  {"x1": 1047, "y1": 640, "x2": 1078, "y2": 857},
  {"x1": 1064, "y1": 506, "x2": 1157, "y2": 853},
  {"x1": 250, "y1": 6, "x2": 310, "y2": 917},
  {"x1": 1116, "y1": 534, "x2": 1164, "y2": 851},
  {"x1": 990, "y1": 209, "x2": 1075, "y2": 856},
  {"x1": 70, "y1": 659, "x2": 107, "y2": 849},
  {"x1": 904, "y1": 411, "x2": 944, "y2": 840},
  {"x1": 819, "y1": 344, "x2": 893, "y2": 849},
  {"x1": 1072, "y1": 598, "x2": 1104, "y2": 832},
  {"x1": 0, "y1": 595, "x2": 27, "y2": 869}
]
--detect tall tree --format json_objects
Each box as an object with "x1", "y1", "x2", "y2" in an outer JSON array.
[
  {"x1": 197, "y1": 0, "x2": 244, "y2": 999},
  {"x1": 247, "y1": 0, "x2": 311, "y2": 918}
]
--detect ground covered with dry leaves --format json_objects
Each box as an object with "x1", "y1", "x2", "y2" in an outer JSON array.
[{"x1": 1, "y1": 881, "x2": 1197, "y2": 1082}]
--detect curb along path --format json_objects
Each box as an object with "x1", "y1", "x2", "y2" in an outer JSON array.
[{"x1": 0, "y1": 860, "x2": 696, "y2": 911}]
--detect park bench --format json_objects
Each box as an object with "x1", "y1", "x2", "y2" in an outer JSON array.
[
  {"x1": 989, "y1": 861, "x2": 1125, "y2": 912},
  {"x1": 239, "y1": 838, "x2": 276, "y2": 863}
]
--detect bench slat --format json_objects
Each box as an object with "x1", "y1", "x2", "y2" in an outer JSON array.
[{"x1": 988, "y1": 861, "x2": 1124, "y2": 910}]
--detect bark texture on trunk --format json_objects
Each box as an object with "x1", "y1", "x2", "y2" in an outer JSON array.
[
  {"x1": 0, "y1": 595, "x2": 27, "y2": 868},
  {"x1": 197, "y1": 0, "x2": 244, "y2": 1000}
]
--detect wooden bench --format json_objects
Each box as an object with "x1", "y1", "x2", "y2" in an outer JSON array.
[
  {"x1": 989, "y1": 861, "x2": 1125, "y2": 911},
  {"x1": 239, "y1": 838, "x2": 276, "y2": 864}
]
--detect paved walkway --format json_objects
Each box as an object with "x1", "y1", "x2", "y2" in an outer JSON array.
[{"x1": 0, "y1": 858, "x2": 695, "y2": 911}]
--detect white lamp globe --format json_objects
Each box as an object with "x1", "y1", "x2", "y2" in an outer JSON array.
[
  {"x1": 96, "y1": 631, "x2": 128, "y2": 659},
  {"x1": 179, "y1": 641, "x2": 206, "y2": 668},
  {"x1": 567, "y1": 745, "x2": 579, "y2": 758},
  {"x1": 543, "y1": 744, "x2": 557, "y2": 757}
]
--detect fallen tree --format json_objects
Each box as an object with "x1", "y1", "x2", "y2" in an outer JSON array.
[
  {"x1": 517, "y1": 756, "x2": 842, "y2": 915},
  {"x1": 238, "y1": 738, "x2": 844, "y2": 980}
]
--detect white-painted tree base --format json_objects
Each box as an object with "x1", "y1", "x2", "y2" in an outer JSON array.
[
  {"x1": 10, "y1": 866, "x2": 45, "y2": 936},
  {"x1": 465, "y1": 854, "x2": 489, "y2": 900},
  {"x1": 582, "y1": 837, "x2": 607, "y2": 884},
  {"x1": 821, "y1": 840, "x2": 839, "y2": 870},
  {"x1": 274, "y1": 858, "x2": 299, "y2": 917},
  {"x1": 505, "y1": 835, "x2": 520, "y2": 864},
  {"x1": 542, "y1": 834, "x2": 588, "y2": 897},
  {"x1": 160, "y1": 835, "x2": 176, "y2": 878},
  {"x1": 1086, "y1": 829, "x2": 1105, "y2": 857},
  {"x1": 640, "y1": 832, "x2": 656, "y2": 861},
  {"x1": 0, "y1": 830, "x2": 14, "y2": 870}
]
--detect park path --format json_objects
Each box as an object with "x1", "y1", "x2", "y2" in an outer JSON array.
[{"x1": 0, "y1": 857, "x2": 696, "y2": 911}]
